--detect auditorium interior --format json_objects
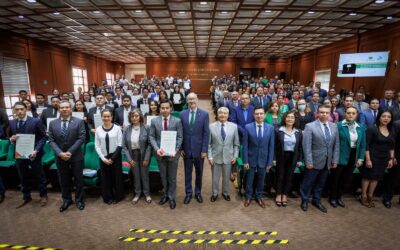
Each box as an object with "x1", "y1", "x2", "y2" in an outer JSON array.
[{"x1": 1, "y1": 0, "x2": 400, "y2": 249}]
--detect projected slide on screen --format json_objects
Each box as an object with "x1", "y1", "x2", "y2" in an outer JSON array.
[{"x1": 337, "y1": 51, "x2": 389, "y2": 77}]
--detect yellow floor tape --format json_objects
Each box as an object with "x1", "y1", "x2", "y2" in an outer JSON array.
[
  {"x1": 119, "y1": 237, "x2": 289, "y2": 245},
  {"x1": 130, "y1": 228, "x2": 278, "y2": 236},
  {"x1": 0, "y1": 243, "x2": 62, "y2": 250}
]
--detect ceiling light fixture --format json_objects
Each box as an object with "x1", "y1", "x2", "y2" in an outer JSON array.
[
  {"x1": 135, "y1": 10, "x2": 142, "y2": 13},
  {"x1": 200, "y1": 1, "x2": 207, "y2": 5},
  {"x1": 18, "y1": 15, "x2": 24, "y2": 19},
  {"x1": 349, "y1": 12, "x2": 357, "y2": 16},
  {"x1": 103, "y1": 33, "x2": 109, "y2": 37},
  {"x1": 375, "y1": 0, "x2": 385, "y2": 3},
  {"x1": 53, "y1": 12, "x2": 60, "y2": 15},
  {"x1": 178, "y1": 11, "x2": 186, "y2": 14},
  {"x1": 221, "y1": 11, "x2": 228, "y2": 14},
  {"x1": 264, "y1": 10, "x2": 272, "y2": 13},
  {"x1": 308, "y1": 11, "x2": 315, "y2": 14},
  {"x1": 93, "y1": 11, "x2": 101, "y2": 14},
  {"x1": 387, "y1": 16, "x2": 393, "y2": 19},
  {"x1": 26, "y1": 0, "x2": 36, "y2": 3}
]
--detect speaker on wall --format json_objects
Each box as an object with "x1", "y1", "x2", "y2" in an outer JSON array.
[{"x1": 279, "y1": 72, "x2": 286, "y2": 80}]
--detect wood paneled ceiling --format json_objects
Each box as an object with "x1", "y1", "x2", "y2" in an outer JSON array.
[{"x1": 0, "y1": 0, "x2": 399, "y2": 63}]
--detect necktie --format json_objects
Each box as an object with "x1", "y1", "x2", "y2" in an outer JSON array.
[
  {"x1": 386, "y1": 100, "x2": 388, "y2": 107},
  {"x1": 243, "y1": 109, "x2": 247, "y2": 122},
  {"x1": 257, "y1": 125, "x2": 262, "y2": 142},
  {"x1": 221, "y1": 123, "x2": 226, "y2": 141},
  {"x1": 189, "y1": 111, "x2": 195, "y2": 129},
  {"x1": 61, "y1": 120, "x2": 68, "y2": 139},
  {"x1": 259, "y1": 97, "x2": 263, "y2": 106},
  {"x1": 373, "y1": 110, "x2": 377, "y2": 120},
  {"x1": 17, "y1": 120, "x2": 23, "y2": 130},
  {"x1": 358, "y1": 102, "x2": 362, "y2": 112},
  {"x1": 163, "y1": 118, "x2": 168, "y2": 130},
  {"x1": 323, "y1": 123, "x2": 331, "y2": 146},
  {"x1": 144, "y1": 99, "x2": 147, "y2": 104},
  {"x1": 105, "y1": 132, "x2": 110, "y2": 156}
]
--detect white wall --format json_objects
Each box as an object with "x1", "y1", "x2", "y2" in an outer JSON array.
[{"x1": 125, "y1": 64, "x2": 146, "y2": 81}]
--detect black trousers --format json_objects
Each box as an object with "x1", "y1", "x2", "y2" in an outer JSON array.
[
  {"x1": 276, "y1": 151, "x2": 295, "y2": 196},
  {"x1": 330, "y1": 148, "x2": 356, "y2": 200},
  {"x1": 382, "y1": 164, "x2": 399, "y2": 202},
  {"x1": 100, "y1": 154, "x2": 124, "y2": 203},
  {"x1": 16, "y1": 156, "x2": 47, "y2": 200},
  {"x1": 57, "y1": 160, "x2": 84, "y2": 203},
  {"x1": 184, "y1": 155, "x2": 204, "y2": 196}
]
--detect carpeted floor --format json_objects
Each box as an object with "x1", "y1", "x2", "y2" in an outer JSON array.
[{"x1": 0, "y1": 100, "x2": 399, "y2": 250}]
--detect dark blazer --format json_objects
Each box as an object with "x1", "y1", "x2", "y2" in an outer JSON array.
[
  {"x1": 179, "y1": 108, "x2": 210, "y2": 157},
  {"x1": 229, "y1": 105, "x2": 255, "y2": 138},
  {"x1": 105, "y1": 100, "x2": 119, "y2": 110},
  {"x1": 360, "y1": 108, "x2": 378, "y2": 128},
  {"x1": 122, "y1": 124, "x2": 152, "y2": 162},
  {"x1": 40, "y1": 107, "x2": 58, "y2": 127},
  {"x1": 242, "y1": 122, "x2": 275, "y2": 168},
  {"x1": 137, "y1": 98, "x2": 152, "y2": 109},
  {"x1": 275, "y1": 127, "x2": 303, "y2": 168},
  {"x1": 251, "y1": 96, "x2": 270, "y2": 110},
  {"x1": 48, "y1": 117, "x2": 86, "y2": 162},
  {"x1": 114, "y1": 105, "x2": 135, "y2": 126},
  {"x1": 10, "y1": 116, "x2": 46, "y2": 154},
  {"x1": 337, "y1": 121, "x2": 366, "y2": 166},
  {"x1": 286, "y1": 99, "x2": 297, "y2": 111},
  {"x1": 87, "y1": 106, "x2": 114, "y2": 130},
  {"x1": 379, "y1": 99, "x2": 394, "y2": 110}
]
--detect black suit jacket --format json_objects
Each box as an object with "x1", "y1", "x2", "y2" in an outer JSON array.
[
  {"x1": 275, "y1": 128, "x2": 303, "y2": 168},
  {"x1": 48, "y1": 117, "x2": 86, "y2": 162},
  {"x1": 40, "y1": 107, "x2": 58, "y2": 127},
  {"x1": 114, "y1": 105, "x2": 135, "y2": 126},
  {"x1": 10, "y1": 116, "x2": 46, "y2": 154},
  {"x1": 137, "y1": 98, "x2": 152, "y2": 109},
  {"x1": 87, "y1": 106, "x2": 114, "y2": 130}
]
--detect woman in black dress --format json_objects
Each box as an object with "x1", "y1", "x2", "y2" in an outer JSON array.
[
  {"x1": 294, "y1": 99, "x2": 314, "y2": 130},
  {"x1": 361, "y1": 110, "x2": 395, "y2": 208}
]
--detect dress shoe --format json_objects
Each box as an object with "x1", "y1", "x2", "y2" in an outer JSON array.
[
  {"x1": 300, "y1": 201, "x2": 308, "y2": 211},
  {"x1": 383, "y1": 200, "x2": 392, "y2": 209},
  {"x1": 183, "y1": 195, "x2": 192, "y2": 204},
  {"x1": 329, "y1": 199, "x2": 337, "y2": 208},
  {"x1": 337, "y1": 199, "x2": 345, "y2": 208},
  {"x1": 210, "y1": 195, "x2": 218, "y2": 202},
  {"x1": 244, "y1": 198, "x2": 251, "y2": 207},
  {"x1": 159, "y1": 196, "x2": 169, "y2": 205},
  {"x1": 222, "y1": 194, "x2": 231, "y2": 201},
  {"x1": 59, "y1": 201, "x2": 72, "y2": 212},
  {"x1": 40, "y1": 196, "x2": 48, "y2": 207},
  {"x1": 312, "y1": 200, "x2": 327, "y2": 213},
  {"x1": 256, "y1": 198, "x2": 266, "y2": 208},
  {"x1": 195, "y1": 194, "x2": 203, "y2": 203},
  {"x1": 16, "y1": 197, "x2": 32, "y2": 209},
  {"x1": 76, "y1": 201, "x2": 85, "y2": 210},
  {"x1": 169, "y1": 199, "x2": 176, "y2": 209},
  {"x1": 0, "y1": 194, "x2": 5, "y2": 204}
]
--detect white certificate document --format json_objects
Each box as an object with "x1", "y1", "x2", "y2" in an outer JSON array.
[
  {"x1": 72, "y1": 112, "x2": 84, "y2": 120},
  {"x1": 165, "y1": 89, "x2": 171, "y2": 98},
  {"x1": 15, "y1": 134, "x2": 35, "y2": 159},
  {"x1": 160, "y1": 131, "x2": 177, "y2": 156},
  {"x1": 146, "y1": 115, "x2": 157, "y2": 126},
  {"x1": 84, "y1": 102, "x2": 93, "y2": 111},
  {"x1": 93, "y1": 114, "x2": 102, "y2": 128},
  {"x1": 36, "y1": 107, "x2": 45, "y2": 116},
  {"x1": 126, "y1": 90, "x2": 133, "y2": 96},
  {"x1": 47, "y1": 118, "x2": 57, "y2": 129},
  {"x1": 173, "y1": 94, "x2": 181, "y2": 104},
  {"x1": 141, "y1": 104, "x2": 149, "y2": 114},
  {"x1": 47, "y1": 95, "x2": 53, "y2": 104}
]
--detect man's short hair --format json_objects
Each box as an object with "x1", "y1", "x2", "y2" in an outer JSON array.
[{"x1": 217, "y1": 107, "x2": 229, "y2": 114}]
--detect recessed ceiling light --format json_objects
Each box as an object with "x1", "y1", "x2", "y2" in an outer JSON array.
[
  {"x1": 221, "y1": 11, "x2": 228, "y2": 14},
  {"x1": 53, "y1": 12, "x2": 60, "y2": 15},
  {"x1": 349, "y1": 12, "x2": 357, "y2": 16},
  {"x1": 200, "y1": 1, "x2": 207, "y2": 5},
  {"x1": 375, "y1": 0, "x2": 385, "y2": 3},
  {"x1": 18, "y1": 15, "x2": 24, "y2": 18},
  {"x1": 178, "y1": 11, "x2": 186, "y2": 14},
  {"x1": 103, "y1": 33, "x2": 109, "y2": 36},
  {"x1": 264, "y1": 10, "x2": 272, "y2": 13},
  {"x1": 26, "y1": 0, "x2": 36, "y2": 3},
  {"x1": 308, "y1": 11, "x2": 315, "y2": 14},
  {"x1": 387, "y1": 16, "x2": 393, "y2": 19},
  {"x1": 92, "y1": 11, "x2": 101, "y2": 14},
  {"x1": 135, "y1": 10, "x2": 142, "y2": 13}
]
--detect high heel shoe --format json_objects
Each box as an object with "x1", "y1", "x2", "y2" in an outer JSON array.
[
  {"x1": 359, "y1": 196, "x2": 371, "y2": 208},
  {"x1": 367, "y1": 196, "x2": 375, "y2": 207},
  {"x1": 275, "y1": 200, "x2": 282, "y2": 207}
]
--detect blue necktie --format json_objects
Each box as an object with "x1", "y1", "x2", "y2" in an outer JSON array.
[
  {"x1": 61, "y1": 120, "x2": 68, "y2": 139},
  {"x1": 221, "y1": 123, "x2": 226, "y2": 141},
  {"x1": 17, "y1": 120, "x2": 23, "y2": 129},
  {"x1": 323, "y1": 123, "x2": 331, "y2": 146},
  {"x1": 243, "y1": 109, "x2": 248, "y2": 122},
  {"x1": 358, "y1": 102, "x2": 362, "y2": 112},
  {"x1": 257, "y1": 125, "x2": 262, "y2": 142}
]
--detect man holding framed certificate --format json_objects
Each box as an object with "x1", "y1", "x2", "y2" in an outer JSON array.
[
  {"x1": 149, "y1": 99, "x2": 183, "y2": 209},
  {"x1": 9, "y1": 102, "x2": 47, "y2": 208}
]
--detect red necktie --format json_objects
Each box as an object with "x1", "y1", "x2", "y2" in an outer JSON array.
[{"x1": 164, "y1": 118, "x2": 168, "y2": 130}]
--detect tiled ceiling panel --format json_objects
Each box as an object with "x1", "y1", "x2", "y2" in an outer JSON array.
[{"x1": 0, "y1": 0, "x2": 399, "y2": 63}]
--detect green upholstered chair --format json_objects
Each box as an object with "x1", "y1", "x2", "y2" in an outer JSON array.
[{"x1": 0, "y1": 143, "x2": 15, "y2": 168}]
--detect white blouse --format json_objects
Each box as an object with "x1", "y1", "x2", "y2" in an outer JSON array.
[
  {"x1": 95, "y1": 124, "x2": 122, "y2": 161},
  {"x1": 130, "y1": 125, "x2": 140, "y2": 150}
]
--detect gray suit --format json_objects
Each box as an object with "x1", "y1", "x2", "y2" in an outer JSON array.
[
  {"x1": 149, "y1": 115, "x2": 183, "y2": 200},
  {"x1": 48, "y1": 117, "x2": 86, "y2": 202},
  {"x1": 208, "y1": 121, "x2": 239, "y2": 196},
  {"x1": 300, "y1": 120, "x2": 340, "y2": 203},
  {"x1": 122, "y1": 124, "x2": 152, "y2": 196}
]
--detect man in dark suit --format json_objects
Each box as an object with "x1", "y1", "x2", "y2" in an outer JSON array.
[
  {"x1": 336, "y1": 96, "x2": 354, "y2": 121},
  {"x1": 307, "y1": 92, "x2": 321, "y2": 113},
  {"x1": 114, "y1": 95, "x2": 135, "y2": 128},
  {"x1": 242, "y1": 107, "x2": 275, "y2": 208},
  {"x1": 180, "y1": 93, "x2": 210, "y2": 204},
  {"x1": 360, "y1": 99, "x2": 380, "y2": 128},
  {"x1": 113, "y1": 87, "x2": 123, "y2": 106},
  {"x1": 315, "y1": 81, "x2": 327, "y2": 99},
  {"x1": 48, "y1": 101, "x2": 86, "y2": 212},
  {"x1": 287, "y1": 90, "x2": 300, "y2": 111},
  {"x1": 88, "y1": 94, "x2": 114, "y2": 134},
  {"x1": 137, "y1": 88, "x2": 152, "y2": 109},
  {"x1": 251, "y1": 87, "x2": 270, "y2": 111},
  {"x1": 9, "y1": 102, "x2": 47, "y2": 208},
  {"x1": 149, "y1": 100, "x2": 183, "y2": 209},
  {"x1": 105, "y1": 92, "x2": 119, "y2": 109},
  {"x1": 40, "y1": 96, "x2": 60, "y2": 128},
  {"x1": 379, "y1": 89, "x2": 395, "y2": 110},
  {"x1": 217, "y1": 91, "x2": 231, "y2": 109},
  {"x1": 34, "y1": 93, "x2": 50, "y2": 110},
  {"x1": 229, "y1": 93, "x2": 255, "y2": 141}
]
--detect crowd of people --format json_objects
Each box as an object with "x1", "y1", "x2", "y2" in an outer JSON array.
[{"x1": 0, "y1": 73, "x2": 399, "y2": 214}]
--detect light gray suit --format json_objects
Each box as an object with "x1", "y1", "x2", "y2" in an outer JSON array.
[
  {"x1": 149, "y1": 115, "x2": 183, "y2": 200},
  {"x1": 300, "y1": 120, "x2": 340, "y2": 203},
  {"x1": 123, "y1": 124, "x2": 152, "y2": 196},
  {"x1": 208, "y1": 121, "x2": 239, "y2": 196}
]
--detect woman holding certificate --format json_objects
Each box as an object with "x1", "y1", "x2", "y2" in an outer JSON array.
[
  {"x1": 171, "y1": 86, "x2": 185, "y2": 111},
  {"x1": 94, "y1": 109, "x2": 124, "y2": 205},
  {"x1": 122, "y1": 109, "x2": 152, "y2": 204}
]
